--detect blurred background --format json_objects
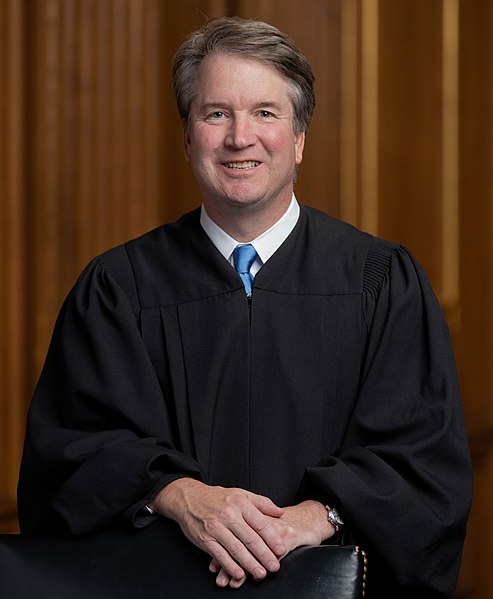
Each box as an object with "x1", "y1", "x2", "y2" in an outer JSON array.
[{"x1": 1, "y1": 0, "x2": 492, "y2": 596}]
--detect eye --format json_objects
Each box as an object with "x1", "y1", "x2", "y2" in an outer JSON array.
[
  {"x1": 209, "y1": 111, "x2": 225, "y2": 119},
  {"x1": 259, "y1": 110, "x2": 274, "y2": 118}
]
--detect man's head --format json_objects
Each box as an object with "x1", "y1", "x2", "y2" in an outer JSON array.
[{"x1": 172, "y1": 17, "x2": 315, "y2": 135}]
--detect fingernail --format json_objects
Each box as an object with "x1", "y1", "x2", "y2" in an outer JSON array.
[
  {"x1": 268, "y1": 560, "x2": 280, "y2": 572},
  {"x1": 275, "y1": 544, "x2": 286, "y2": 555},
  {"x1": 254, "y1": 567, "x2": 266, "y2": 580}
]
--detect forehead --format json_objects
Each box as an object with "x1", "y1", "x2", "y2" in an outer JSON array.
[{"x1": 193, "y1": 53, "x2": 292, "y2": 107}]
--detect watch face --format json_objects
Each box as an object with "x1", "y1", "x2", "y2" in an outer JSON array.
[{"x1": 330, "y1": 508, "x2": 344, "y2": 526}]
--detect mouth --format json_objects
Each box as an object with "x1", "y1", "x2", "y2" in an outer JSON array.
[{"x1": 222, "y1": 161, "x2": 260, "y2": 170}]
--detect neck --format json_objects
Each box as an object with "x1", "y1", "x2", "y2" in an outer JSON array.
[{"x1": 203, "y1": 196, "x2": 292, "y2": 243}]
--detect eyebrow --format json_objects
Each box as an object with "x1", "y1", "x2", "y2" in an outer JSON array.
[
  {"x1": 198, "y1": 101, "x2": 286, "y2": 113},
  {"x1": 255, "y1": 101, "x2": 285, "y2": 112}
]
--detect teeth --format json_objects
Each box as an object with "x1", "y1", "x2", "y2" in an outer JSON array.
[{"x1": 224, "y1": 161, "x2": 260, "y2": 169}]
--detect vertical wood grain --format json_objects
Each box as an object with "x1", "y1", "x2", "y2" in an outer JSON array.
[
  {"x1": 360, "y1": 0, "x2": 379, "y2": 235},
  {"x1": 378, "y1": 0, "x2": 444, "y2": 292},
  {"x1": 457, "y1": 1, "x2": 493, "y2": 596},
  {"x1": 0, "y1": 0, "x2": 27, "y2": 512},
  {"x1": 76, "y1": 0, "x2": 96, "y2": 265},
  {"x1": 441, "y1": 0, "x2": 460, "y2": 317},
  {"x1": 236, "y1": 0, "x2": 342, "y2": 217},
  {"x1": 339, "y1": 0, "x2": 359, "y2": 226}
]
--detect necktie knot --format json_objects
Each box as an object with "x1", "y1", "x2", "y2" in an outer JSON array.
[{"x1": 233, "y1": 244, "x2": 257, "y2": 295}]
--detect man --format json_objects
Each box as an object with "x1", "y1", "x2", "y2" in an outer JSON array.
[{"x1": 18, "y1": 17, "x2": 472, "y2": 597}]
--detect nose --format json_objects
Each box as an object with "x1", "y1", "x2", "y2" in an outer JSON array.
[{"x1": 224, "y1": 114, "x2": 257, "y2": 149}]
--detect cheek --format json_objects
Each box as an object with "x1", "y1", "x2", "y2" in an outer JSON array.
[
  {"x1": 195, "y1": 138, "x2": 223, "y2": 164},
  {"x1": 267, "y1": 132, "x2": 303, "y2": 165},
  {"x1": 188, "y1": 125, "x2": 220, "y2": 156},
  {"x1": 262, "y1": 126, "x2": 298, "y2": 154},
  {"x1": 262, "y1": 127, "x2": 284, "y2": 146}
]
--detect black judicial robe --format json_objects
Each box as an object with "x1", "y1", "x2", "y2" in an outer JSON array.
[{"x1": 18, "y1": 206, "x2": 472, "y2": 597}]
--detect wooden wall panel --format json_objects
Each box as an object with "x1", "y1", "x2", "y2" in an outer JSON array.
[
  {"x1": 378, "y1": 0, "x2": 445, "y2": 291},
  {"x1": 26, "y1": 0, "x2": 169, "y2": 372},
  {"x1": 457, "y1": 1, "x2": 493, "y2": 597},
  {"x1": 24, "y1": 0, "x2": 231, "y2": 380},
  {"x1": 237, "y1": 0, "x2": 342, "y2": 217},
  {"x1": 159, "y1": 0, "x2": 231, "y2": 225},
  {"x1": 378, "y1": 0, "x2": 461, "y2": 329},
  {"x1": 0, "y1": 0, "x2": 27, "y2": 531},
  {"x1": 339, "y1": 0, "x2": 380, "y2": 233}
]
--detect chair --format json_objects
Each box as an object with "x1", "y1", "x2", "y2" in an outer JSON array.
[{"x1": 0, "y1": 519, "x2": 367, "y2": 598}]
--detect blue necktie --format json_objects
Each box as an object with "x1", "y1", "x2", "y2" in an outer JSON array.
[{"x1": 233, "y1": 244, "x2": 257, "y2": 295}]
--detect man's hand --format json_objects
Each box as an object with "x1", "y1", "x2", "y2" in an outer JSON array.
[
  {"x1": 269, "y1": 500, "x2": 335, "y2": 551},
  {"x1": 148, "y1": 479, "x2": 287, "y2": 589},
  {"x1": 209, "y1": 499, "x2": 336, "y2": 588}
]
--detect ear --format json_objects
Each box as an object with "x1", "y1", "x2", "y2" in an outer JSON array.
[{"x1": 294, "y1": 131, "x2": 305, "y2": 165}]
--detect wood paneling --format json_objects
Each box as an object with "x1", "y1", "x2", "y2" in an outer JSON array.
[
  {"x1": 20, "y1": 0, "x2": 232, "y2": 381},
  {"x1": 26, "y1": 0, "x2": 168, "y2": 375},
  {"x1": 378, "y1": 0, "x2": 462, "y2": 330},
  {"x1": 457, "y1": 1, "x2": 493, "y2": 597},
  {"x1": 0, "y1": 0, "x2": 27, "y2": 521},
  {"x1": 237, "y1": 0, "x2": 342, "y2": 216},
  {"x1": 378, "y1": 0, "x2": 444, "y2": 286}
]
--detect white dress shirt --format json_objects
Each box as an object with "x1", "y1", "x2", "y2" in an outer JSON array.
[{"x1": 200, "y1": 195, "x2": 300, "y2": 276}]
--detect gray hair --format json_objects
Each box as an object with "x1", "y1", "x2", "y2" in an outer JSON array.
[{"x1": 172, "y1": 16, "x2": 315, "y2": 134}]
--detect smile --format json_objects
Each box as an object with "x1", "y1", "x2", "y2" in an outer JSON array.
[{"x1": 223, "y1": 161, "x2": 260, "y2": 170}]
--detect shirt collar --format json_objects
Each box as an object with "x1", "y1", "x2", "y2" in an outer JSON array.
[{"x1": 200, "y1": 195, "x2": 300, "y2": 266}]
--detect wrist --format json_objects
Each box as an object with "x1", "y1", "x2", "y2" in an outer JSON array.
[
  {"x1": 301, "y1": 500, "x2": 334, "y2": 544},
  {"x1": 148, "y1": 477, "x2": 200, "y2": 519}
]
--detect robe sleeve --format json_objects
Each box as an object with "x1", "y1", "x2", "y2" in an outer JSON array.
[
  {"x1": 302, "y1": 243, "x2": 472, "y2": 598},
  {"x1": 17, "y1": 251, "x2": 204, "y2": 536}
]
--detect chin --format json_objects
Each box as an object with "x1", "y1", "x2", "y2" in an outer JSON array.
[{"x1": 224, "y1": 195, "x2": 266, "y2": 209}]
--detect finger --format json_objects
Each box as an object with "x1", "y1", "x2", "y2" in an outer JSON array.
[
  {"x1": 205, "y1": 527, "x2": 272, "y2": 581},
  {"x1": 203, "y1": 537, "x2": 254, "y2": 582},
  {"x1": 216, "y1": 568, "x2": 232, "y2": 588},
  {"x1": 213, "y1": 566, "x2": 246, "y2": 589},
  {"x1": 226, "y1": 517, "x2": 282, "y2": 573},
  {"x1": 209, "y1": 557, "x2": 243, "y2": 588},
  {"x1": 229, "y1": 571, "x2": 247, "y2": 589},
  {"x1": 242, "y1": 506, "x2": 287, "y2": 557},
  {"x1": 222, "y1": 492, "x2": 286, "y2": 561},
  {"x1": 249, "y1": 493, "x2": 285, "y2": 518},
  {"x1": 209, "y1": 558, "x2": 220, "y2": 573}
]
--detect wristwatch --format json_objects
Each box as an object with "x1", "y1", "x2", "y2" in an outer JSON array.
[{"x1": 326, "y1": 505, "x2": 344, "y2": 532}]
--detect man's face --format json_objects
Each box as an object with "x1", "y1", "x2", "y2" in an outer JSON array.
[{"x1": 184, "y1": 53, "x2": 305, "y2": 221}]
